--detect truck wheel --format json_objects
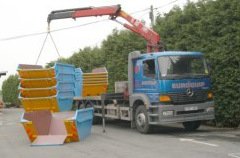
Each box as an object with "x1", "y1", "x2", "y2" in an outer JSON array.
[
  {"x1": 135, "y1": 105, "x2": 152, "y2": 134},
  {"x1": 183, "y1": 121, "x2": 201, "y2": 131}
]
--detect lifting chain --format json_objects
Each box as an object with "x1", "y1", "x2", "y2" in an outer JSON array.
[{"x1": 35, "y1": 26, "x2": 61, "y2": 64}]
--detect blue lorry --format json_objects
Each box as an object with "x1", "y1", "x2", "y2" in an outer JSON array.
[
  {"x1": 82, "y1": 51, "x2": 214, "y2": 133},
  {"x1": 47, "y1": 5, "x2": 215, "y2": 133}
]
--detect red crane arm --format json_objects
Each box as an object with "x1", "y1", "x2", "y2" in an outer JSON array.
[
  {"x1": 48, "y1": 5, "x2": 162, "y2": 52},
  {"x1": 73, "y1": 5, "x2": 120, "y2": 18},
  {"x1": 117, "y1": 10, "x2": 160, "y2": 52}
]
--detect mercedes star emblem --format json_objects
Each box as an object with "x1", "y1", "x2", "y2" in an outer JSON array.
[{"x1": 186, "y1": 88, "x2": 194, "y2": 97}]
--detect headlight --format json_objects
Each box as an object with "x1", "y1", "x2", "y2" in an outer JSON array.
[{"x1": 159, "y1": 95, "x2": 171, "y2": 102}]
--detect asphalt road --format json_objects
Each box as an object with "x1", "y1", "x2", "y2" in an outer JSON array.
[{"x1": 0, "y1": 108, "x2": 239, "y2": 158}]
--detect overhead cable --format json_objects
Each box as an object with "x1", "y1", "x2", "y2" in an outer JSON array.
[{"x1": 0, "y1": 0, "x2": 180, "y2": 42}]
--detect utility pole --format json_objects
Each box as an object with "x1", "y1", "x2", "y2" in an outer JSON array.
[{"x1": 149, "y1": 5, "x2": 154, "y2": 28}]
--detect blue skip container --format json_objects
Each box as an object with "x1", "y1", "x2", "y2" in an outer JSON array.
[{"x1": 75, "y1": 108, "x2": 94, "y2": 141}]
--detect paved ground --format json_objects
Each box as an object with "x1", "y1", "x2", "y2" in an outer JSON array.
[{"x1": 0, "y1": 108, "x2": 239, "y2": 158}]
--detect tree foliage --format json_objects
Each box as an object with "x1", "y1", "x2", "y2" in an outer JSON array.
[
  {"x1": 2, "y1": 75, "x2": 20, "y2": 107},
  {"x1": 100, "y1": 29, "x2": 145, "y2": 91},
  {"x1": 46, "y1": 29, "x2": 145, "y2": 92}
]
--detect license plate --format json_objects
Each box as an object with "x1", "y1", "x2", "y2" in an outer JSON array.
[{"x1": 184, "y1": 106, "x2": 198, "y2": 111}]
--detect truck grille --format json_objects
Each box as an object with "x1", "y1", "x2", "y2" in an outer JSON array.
[
  {"x1": 169, "y1": 90, "x2": 208, "y2": 105},
  {"x1": 177, "y1": 109, "x2": 205, "y2": 115}
]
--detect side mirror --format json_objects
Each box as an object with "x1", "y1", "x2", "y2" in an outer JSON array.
[{"x1": 206, "y1": 60, "x2": 211, "y2": 74}]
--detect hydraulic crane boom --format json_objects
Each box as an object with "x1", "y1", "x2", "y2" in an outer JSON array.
[{"x1": 48, "y1": 5, "x2": 163, "y2": 52}]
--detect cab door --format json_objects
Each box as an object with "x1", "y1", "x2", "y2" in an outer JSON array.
[
  {"x1": 141, "y1": 59, "x2": 158, "y2": 92},
  {"x1": 134, "y1": 58, "x2": 159, "y2": 98}
]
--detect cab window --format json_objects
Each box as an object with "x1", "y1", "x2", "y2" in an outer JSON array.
[{"x1": 143, "y1": 59, "x2": 156, "y2": 79}]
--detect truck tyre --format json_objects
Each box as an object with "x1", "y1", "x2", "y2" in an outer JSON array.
[
  {"x1": 183, "y1": 121, "x2": 201, "y2": 131},
  {"x1": 135, "y1": 105, "x2": 152, "y2": 134}
]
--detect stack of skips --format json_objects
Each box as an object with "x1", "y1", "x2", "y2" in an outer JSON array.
[
  {"x1": 82, "y1": 67, "x2": 108, "y2": 97},
  {"x1": 17, "y1": 63, "x2": 107, "y2": 146}
]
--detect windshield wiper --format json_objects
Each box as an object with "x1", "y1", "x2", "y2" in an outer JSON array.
[
  {"x1": 180, "y1": 74, "x2": 208, "y2": 79},
  {"x1": 163, "y1": 74, "x2": 208, "y2": 80},
  {"x1": 193, "y1": 74, "x2": 208, "y2": 78}
]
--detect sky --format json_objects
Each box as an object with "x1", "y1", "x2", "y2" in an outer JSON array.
[{"x1": 0, "y1": 0, "x2": 196, "y2": 88}]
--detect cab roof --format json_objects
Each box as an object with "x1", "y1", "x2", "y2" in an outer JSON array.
[{"x1": 140, "y1": 51, "x2": 203, "y2": 59}]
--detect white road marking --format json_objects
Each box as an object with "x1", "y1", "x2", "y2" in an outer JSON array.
[
  {"x1": 228, "y1": 153, "x2": 240, "y2": 158},
  {"x1": 180, "y1": 138, "x2": 219, "y2": 147}
]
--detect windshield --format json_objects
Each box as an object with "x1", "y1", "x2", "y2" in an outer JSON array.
[{"x1": 158, "y1": 55, "x2": 209, "y2": 79}]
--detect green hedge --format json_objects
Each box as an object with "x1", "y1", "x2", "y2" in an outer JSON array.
[{"x1": 2, "y1": 75, "x2": 20, "y2": 107}]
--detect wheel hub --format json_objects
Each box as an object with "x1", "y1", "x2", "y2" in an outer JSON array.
[{"x1": 136, "y1": 113, "x2": 146, "y2": 127}]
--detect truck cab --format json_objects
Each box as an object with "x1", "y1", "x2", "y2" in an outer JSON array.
[{"x1": 129, "y1": 51, "x2": 215, "y2": 133}]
